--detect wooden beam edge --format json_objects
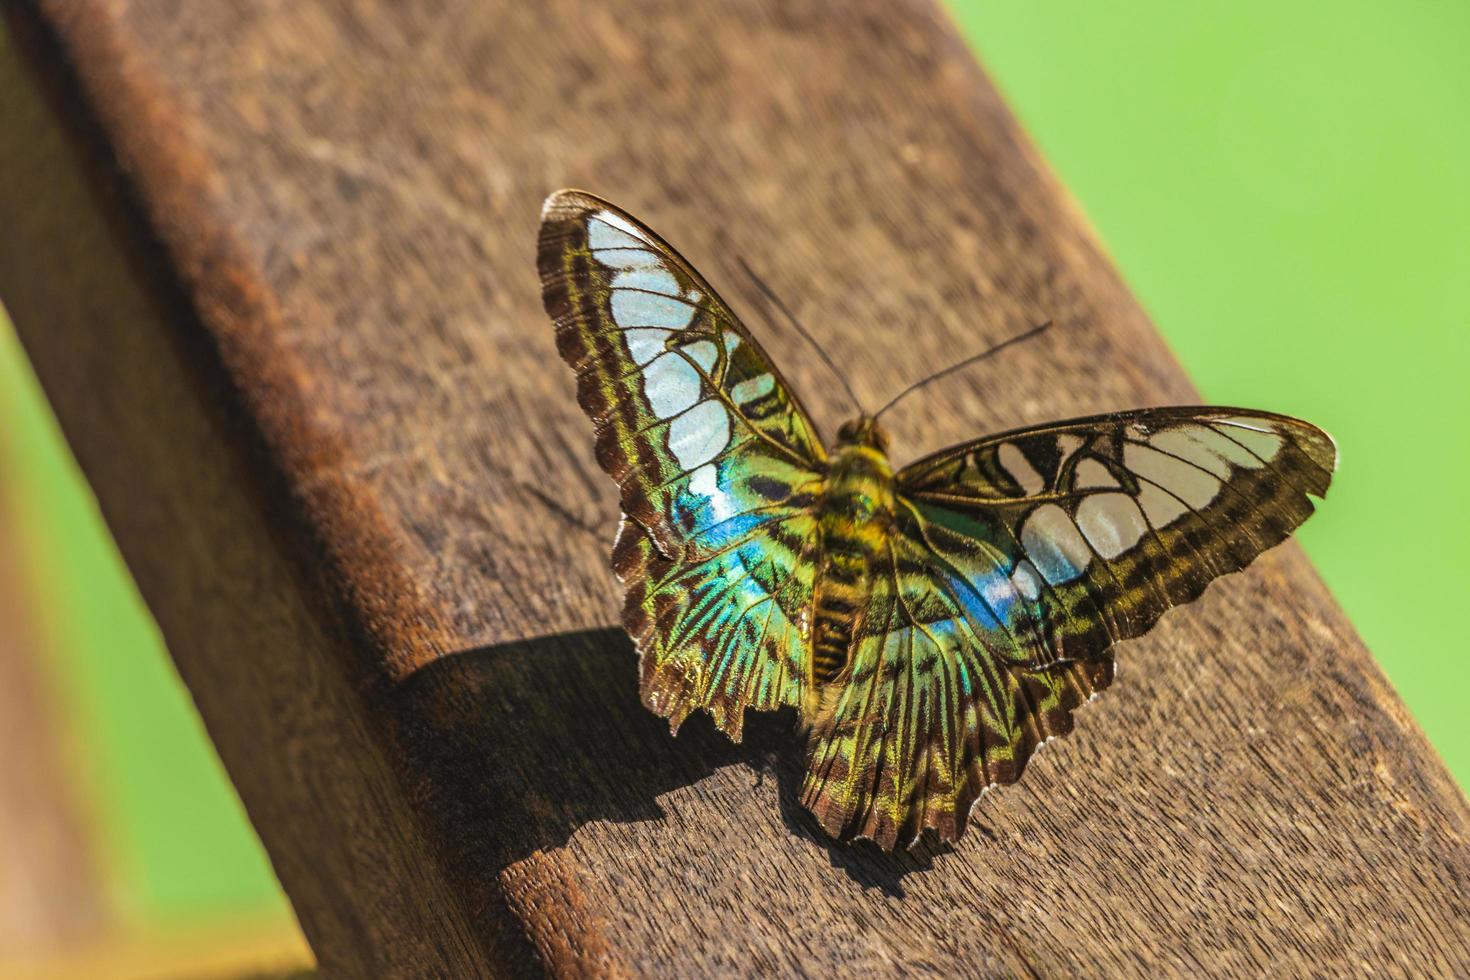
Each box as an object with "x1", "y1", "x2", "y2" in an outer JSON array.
[{"x1": 0, "y1": 9, "x2": 509, "y2": 975}]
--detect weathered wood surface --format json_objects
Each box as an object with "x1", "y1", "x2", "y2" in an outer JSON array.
[{"x1": 2, "y1": 0, "x2": 1467, "y2": 975}]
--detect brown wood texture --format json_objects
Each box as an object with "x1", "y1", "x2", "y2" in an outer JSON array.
[{"x1": 2, "y1": 0, "x2": 1467, "y2": 976}]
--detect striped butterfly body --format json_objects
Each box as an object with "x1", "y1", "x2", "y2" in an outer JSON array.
[{"x1": 538, "y1": 190, "x2": 1336, "y2": 849}]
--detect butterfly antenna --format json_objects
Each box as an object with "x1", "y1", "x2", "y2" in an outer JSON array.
[
  {"x1": 736, "y1": 256, "x2": 866, "y2": 416},
  {"x1": 872, "y1": 320, "x2": 1053, "y2": 421}
]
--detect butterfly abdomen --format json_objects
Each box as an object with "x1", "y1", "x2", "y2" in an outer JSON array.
[
  {"x1": 811, "y1": 441, "x2": 898, "y2": 685},
  {"x1": 812, "y1": 542, "x2": 869, "y2": 682}
]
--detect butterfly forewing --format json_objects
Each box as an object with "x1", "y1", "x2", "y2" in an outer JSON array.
[
  {"x1": 538, "y1": 190, "x2": 828, "y2": 737},
  {"x1": 899, "y1": 408, "x2": 1335, "y2": 663}
]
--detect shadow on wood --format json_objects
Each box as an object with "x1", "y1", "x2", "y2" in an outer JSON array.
[{"x1": 393, "y1": 628, "x2": 954, "y2": 899}]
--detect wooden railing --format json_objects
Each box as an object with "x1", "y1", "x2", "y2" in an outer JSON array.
[{"x1": 2, "y1": 1, "x2": 1467, "y2": 975}]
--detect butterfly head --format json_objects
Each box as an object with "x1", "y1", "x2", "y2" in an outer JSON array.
[{"x1": 835, "y1": 416, "x2": 891, "y2": 453}]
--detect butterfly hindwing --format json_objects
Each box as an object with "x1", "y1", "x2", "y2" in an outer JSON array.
[
  {"x1": 539, "y1": 190, "x2": 827, "y2": 736},
  {"x1": 614, "y1": 514, "x2": 819, "y2": 740},
  {"x1": 802, "y1": 408, "x2": 1334, "y2": 846},
  {"x1": 801, "y1": 524, "x2": 1115, "y2": 847}
]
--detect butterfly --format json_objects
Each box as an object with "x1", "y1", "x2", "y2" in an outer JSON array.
[{"x1": 537, "y1": 189, "x2": 1335, "y2": 850}]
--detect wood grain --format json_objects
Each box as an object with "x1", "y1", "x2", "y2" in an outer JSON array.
[{"x1": 2, "y1": 0, "x2": 1467, "y2": 975}]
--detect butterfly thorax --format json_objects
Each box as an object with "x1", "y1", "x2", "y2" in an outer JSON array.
[
  {"x1": 824, "y1": 416, "x2": 897, "y2": 535},
  {"x1": 821, "y1": 442, "x2": 896, "y2": 531},
  {"x1": 810, "y1": 423, "x2": 897, "y2": 686}
]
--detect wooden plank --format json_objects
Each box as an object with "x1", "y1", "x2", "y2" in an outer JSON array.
[
  {"x1": 2, "y1": 0, "x2": 1467, "y2": 975},
  {"x1": 0, "y1": 14, "x2": 485, "y2": 977}
]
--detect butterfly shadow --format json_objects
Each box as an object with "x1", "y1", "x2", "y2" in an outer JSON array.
[
  {"x1": 388, "y1": 627, "x2": 953, "y2": 903},
  {"x1": 768, "y1": 752, "x2": 959, "y2": 896}
]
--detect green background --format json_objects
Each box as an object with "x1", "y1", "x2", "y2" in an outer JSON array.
[{"x1": 3, "y1": 0, "x2": 1465, "y2": 937}]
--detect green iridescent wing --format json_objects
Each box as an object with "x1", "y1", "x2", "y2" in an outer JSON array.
[
  {"x1": 802, "y1": 408, "x2": 1335, "y2": 847},
  {"x1": 538, "y1": 190, "x2": 827, "y2": 739},
  {"x1": 801, "y1": 543, "x2": 1117, "y2": 847}
]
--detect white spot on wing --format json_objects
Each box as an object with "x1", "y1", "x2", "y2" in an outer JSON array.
[
  {"x1": 731, "y1": 371, "x2": 775, "y2": 406},
  {"x1": 1125, "y1": 441, "x2": 1221, "y2": 510},
  {"x1": 1074, "y1": 458, "x2": 1120, "y2": 489},
  {"x1": 642, "y1": 353, "x2": 701, "y2": 418},
  {"x1": 1150, "y1": 428, "x2": 1231, "y2": 479},
  {"x1": 611, "y1": 289, "x2": 694, "y2": 330},
  {"x1": 590, "y1": 210, "x2": 647, "y2": 244},
  {"x1": 613, "y1": 267, "x2": 680, "y2": 296},
  {"x1": 1217, "y1": 419, "x2": 1285, "y2": 462},
  {"x1": 593, "y1": 247, "x2": 662, "y2": 270},
  {"x1": 623, "y1": 328, "x2": 670, "y2": 365},
  {"x1": 668, "y1": 401, "x2": 731, "y2": 471},
  {"x1": 999, "y1": 442, "x2": 1045, "y2": 495},
  {"x1": 1021, "y1": 504, "x2": 1093, "y2": 584},
  {"x1": 979, "y1": 568, "x2": 1017, "y2": 612},
  {"x1": 682, "y1": 340, "x2": 719, "y2": 374},
  {"x1": 1011, "y1": 560, "x2": 1042, "y2": 602},
  {"x1": 1186, "y1": 424, "x2": 1263, "y2": 469},
  {"x1": 1075, "y1": 493, "x2": 1148, "y2": 559},
  {"x1": 688, "y1": 463, "x2": 736, "y2": 522},
  {"x1": 614, "y1": 510, "x2": 629, "y2": 548},
  {"x1": 1136, "y1": 482, "x2": 1189, "y2": 527}
]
